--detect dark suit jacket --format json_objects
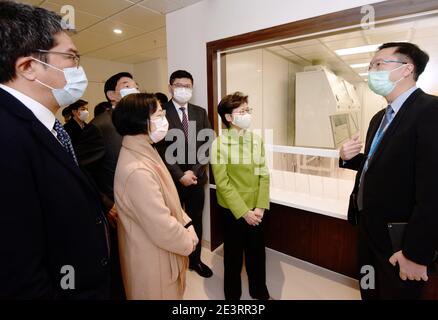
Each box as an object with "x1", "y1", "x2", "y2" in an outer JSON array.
[
  {"x1": 0, "y1": 88, "x2": 110, "y2": 299},
  {"x1": 75, "y1": 110, "x2": 122, "y2": 213},
  {"x1": 341, "y1": 88, "x2": 438, "y2": 265},
  {"x1": 157, "y1": 100, "x2": 212, "y2": 186},
  {"x1": 63, "y1": 118, "x2": 87, "y2": 151}
]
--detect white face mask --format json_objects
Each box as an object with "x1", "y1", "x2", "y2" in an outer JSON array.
[
  {"x1": 79, "y1": 110, "x2": 89, "y2": 121},
  {"x1": 32, "y1": 58, "x2": 88, "y2": 108},
  {"x1": 120, "y1": 87, "x2": 140, "y2": 98},
  {"x1": 173, "y1": 87, "x2": 192, "y2": 104},
  {"x1": 149, "y1": 116, "x2": 169, "y2": 143},
  {"x1": 232, "y1": 113, "x2": 252, "y2": 129}
]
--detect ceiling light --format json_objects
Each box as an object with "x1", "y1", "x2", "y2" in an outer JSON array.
[
  {"x1": 113, "y1": 29, "x2": 123, "y2": 34},
  {"x1": 350, "y1": 63, "x2": 369, "y2": 69},
  {"x1": 359, "y1": 72, "x2": 369, "y2": 77},
  {"x1": 335, "y1": 44, "x2": 381, "y2": 56}
]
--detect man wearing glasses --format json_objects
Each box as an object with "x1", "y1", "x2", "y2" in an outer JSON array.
[
  {"x1": 0, "y1": 1, "x2": 110, "y2": 299},
  {"x1": 157, "y1": 70, "x2": 214, "y2": 278},
  {"x1": 340, "y1": 42, "x2": 438, "y2": 299}
]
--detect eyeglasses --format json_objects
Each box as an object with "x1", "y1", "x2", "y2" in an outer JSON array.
[
  {"x1": 36, "y1": 49, "x2": 81, "y2": 68},
  {"x1": 232, "y1": 107, "x2": 253, "y2": 115},
  {"x1": 368, "y1": 59, "x2": 407, "y2": 71},
  {"x1": 171, "y1": 83, "x2": 192, "y2": 89}
]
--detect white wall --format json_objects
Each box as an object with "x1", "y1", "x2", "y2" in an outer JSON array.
[
  {"x1": 134, "y1": 58, "x2": 169, "y2": 95},
  {"x1": 166, "y1": 0, "x2": 385, "y2": 245}
]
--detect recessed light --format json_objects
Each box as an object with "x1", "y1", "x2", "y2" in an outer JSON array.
[
  {"x1": 359, "y1": 72, "x2": 369, "y2": 77},
  {"x1": 335, "y1": 44, "x2": 381, "y2": 56},
  {"x1": 113, "y1": 29, "x2": 123, "y2": 34},
  {"x1": 350, "y1": 63, "x2": 369, "y2": 69}
]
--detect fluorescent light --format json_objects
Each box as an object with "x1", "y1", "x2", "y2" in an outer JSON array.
[
  {"x1": 113, "y1": 29, "x2": 123, "y2": 34},
  {"x1": 350, "y1": 63, "x2": 369, "y2": 69},
  {"x1": 359, "y1": 72, "x2": 369, "y2": 77},
  {"x1": 335, "y1": 44, "x2": 381, "y2": 56}
]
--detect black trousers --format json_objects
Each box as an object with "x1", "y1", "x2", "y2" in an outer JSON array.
[
  {"x1": 222, "y1": 207, "x2": 269, "y2": 300},
  {"x1": 178, "y1": 184, "x2": 205, "y2": 265},
  {"x1": 358, "y1": 225, "x2": 425, "y2": 300}
]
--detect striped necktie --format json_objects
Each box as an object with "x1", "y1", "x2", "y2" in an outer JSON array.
[{"x1": 180, "y1": 106, "x2": 189, "y2": 141}]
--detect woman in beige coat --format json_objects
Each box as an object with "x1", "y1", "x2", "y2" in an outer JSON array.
[{"x1": 112, "y1": 93, "x2": 198, "y2": 300}]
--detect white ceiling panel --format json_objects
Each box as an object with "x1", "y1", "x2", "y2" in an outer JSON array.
[
  {"x1": 139, "y1": 0, "x2": 203, "y2": 14},
  {"x1": 86, "y1": 20, "x2": 145, "y2": 39},
  {"x1": 39, "y1": 1, "x2": 103, "y2": 31},
  {"x1": 72, "y1": 31, "x2": 117, "y2": 53},
  {"x1": 84, "y1": 29, "x2": 166, "y2": 60},
  {"x1": 111, "y1": 5, "x2": 165, "y2": 31},
  {"x1": 48, "y1": 0, "x2": 137, "y2": 18}
]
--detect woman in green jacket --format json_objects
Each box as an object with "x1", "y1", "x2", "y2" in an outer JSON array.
[{"x1": 211, "y1": 92, "x2": 270, "y2": 300}]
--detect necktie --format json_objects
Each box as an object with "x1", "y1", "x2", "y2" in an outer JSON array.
[
  {"x1": 180, "y1": 107, "x2": 189, "y2": 141},
  {"x1": 53, "y1": 119, "x2": 78, "y2": 165},
  {"x1": 357, "y1": 105, "x2": 394, "y2": 210}
]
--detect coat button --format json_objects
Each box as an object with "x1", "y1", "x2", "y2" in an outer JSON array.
[
  {"x1": 101, "y1": 258, "x2": 109, "y2": 267},
  {"x1": 96, "y1": 217, "x2": 103, "y2": 225}
]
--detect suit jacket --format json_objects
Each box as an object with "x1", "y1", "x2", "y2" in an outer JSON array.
[
  {"x1": 75, "y1": 110, "x2": 122, "y2": 213},
  {"x1": 0, "y1": 88, "x2": 110, "y2": 299},
  {"x1": 340, "y1": 88, "x2": 438, "y2": 265},
  {"x1": 63, "y1": 118, "x2": 87, "y2": 151},
  {"x1": 114, "y1": 134, "x2": 193, "y2": 299},
  {"x1": 157, "y1": 100, "x2": 212, "y2": 186}
]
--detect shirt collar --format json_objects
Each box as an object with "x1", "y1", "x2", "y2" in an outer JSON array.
[
  {"x1": 0, "y1": 84, "x2": 56, "y2": 132},
  {"x1": 390, "y1": 86, "x2": 417, "y2": 115},
  {"x1": 172, "y1": 99, "x2": 188, "y2": 111}
]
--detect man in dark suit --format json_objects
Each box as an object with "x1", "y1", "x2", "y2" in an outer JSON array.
[
  {"x1": 158, "y1": 70, "x2": 214, "y2": 278},
  {"x1": 340, "y1": 42, "x2": 438, "y2": 299},
  {"x1": 0, "y1": 1, "x2": 110, "y2": 299},
  {"x1": 75, "y1": 72, "x2": 139, "y2": 299},
  {"x1": 64, "y1": 99, "x2": 89, "y2": 150}
]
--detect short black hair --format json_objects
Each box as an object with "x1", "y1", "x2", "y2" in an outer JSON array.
[
  {"x1": 62, "y1": 106, "x2": 72, "y2": 117},
  {"x1": 68, "y1": 99, "x2": 88, "y2": 111},
  {"x1": 104, "y1": 72, "x2": 133, "y2": 102},
  {"x1": 94, "y1": 101, "x2": 112, "y2": 118},
  {"x1": 217, "y1": 92, "x2": 248, "y2": 128},
  {"x1": 378, "y1": 42, "x2": 429, "y2": 81},
  {"x1": 112, "y1": 93, "x2": 158, "y2": 136},
  {"x1": 0, "y1": 1, "x2": 64, "y2": 83},
  {"x1": 169, "y1": 70, "x2": 193, "y2": 85},
  {"x1": 155, "y1": 92, "x2": 168, "y2": 105}
]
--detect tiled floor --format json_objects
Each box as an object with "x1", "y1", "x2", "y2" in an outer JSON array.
[{"x1": 184, "y1": 245, "x2": 361, "y2": 300}]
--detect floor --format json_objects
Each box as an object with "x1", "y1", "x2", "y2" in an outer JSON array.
[{"x1": 183, "y1": 245, "x2": 361, "y2": 300}]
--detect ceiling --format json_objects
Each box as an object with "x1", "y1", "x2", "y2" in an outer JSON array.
[
  {"x1": 266, "y1": 15, "x2": 438, "y2": 94},
  {"x1": 21, "y1": 0, "x2": 203, "y2": 64}
]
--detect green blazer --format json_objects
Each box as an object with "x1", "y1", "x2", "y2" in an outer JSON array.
[{"x1": 211, "y1": 129, "x2": 270, "y2": 219}]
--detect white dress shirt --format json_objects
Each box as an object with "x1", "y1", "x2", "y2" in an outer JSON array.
[
  {"x1": 0, "y1": 84, "x2": 58, "y2": 138},
  {"x1": 171, "y1": 99, "x2": 189, "y2": 123}
]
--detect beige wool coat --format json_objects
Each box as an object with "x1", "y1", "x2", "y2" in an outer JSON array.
[{"x1": 114, "y1": 134, "x2": 195, "y2": 300}]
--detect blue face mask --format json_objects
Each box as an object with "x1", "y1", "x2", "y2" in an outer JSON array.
[
  {"x1": 32, "y1": 58, "x2": 88, "y2": 107},
  {"x1": 367, "y1": 64, "x2": 406, "y2": 96}
]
